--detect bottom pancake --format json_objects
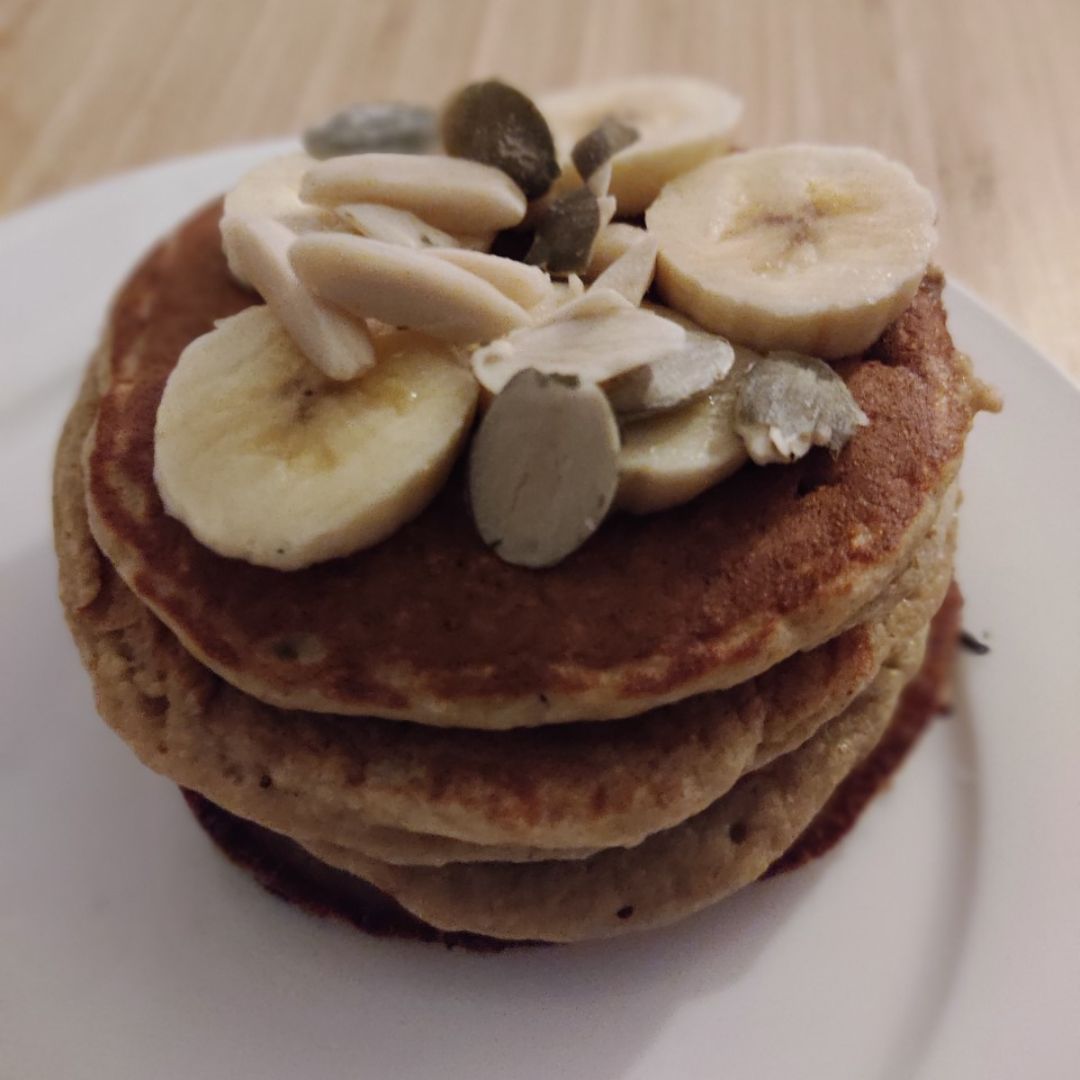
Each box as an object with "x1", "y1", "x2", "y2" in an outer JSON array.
[{"x1": 181, "y1": 584, "x2": 961, "y2": 950}]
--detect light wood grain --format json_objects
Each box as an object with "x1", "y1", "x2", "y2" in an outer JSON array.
[{"x1": 1, "y1": 0, "x2": 1077, "y2": 380}]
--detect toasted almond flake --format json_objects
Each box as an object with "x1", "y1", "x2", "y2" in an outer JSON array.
[
  {"x1": 290, "y1": 233, "x2": 530, "y2": 346},
  {"x1": 300, "y1": 153, "x2": 527, "y2": 234},
  {"x1": 537, "y1": 285, "x2": 634, "y2": 324},
  {"x1": 225, "y1": 216, "x2": 375, "y2": 381},
  {"x1": 586, "y1": 223, "x2": 647, "y2": 278},
  {"x1": 335, "y1": 203, "x2": 463, "y2": 249},
  {"x1": 426, "y1": 248, "x2": 554, "y2": 309},
  {"x1": 471, "y1": 302, "x2": 685, "y2": 395},
  {"x1": 589, "y1": 231, "x2": 658, "y2": 306}
]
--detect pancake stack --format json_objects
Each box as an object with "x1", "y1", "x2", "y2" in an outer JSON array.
[{"x1": 54, "y1": 83, "x2": 997, "y2": 945}]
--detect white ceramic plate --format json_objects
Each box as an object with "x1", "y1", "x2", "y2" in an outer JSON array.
[{"x1": 1, "y1": 145, "x2": 1078, "y2": 1080}]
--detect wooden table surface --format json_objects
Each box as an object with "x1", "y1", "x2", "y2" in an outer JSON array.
[{"x1": 2, "y1": 0, "x2": 1077, "y2": 382}]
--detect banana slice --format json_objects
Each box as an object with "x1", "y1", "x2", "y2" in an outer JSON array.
[
  {"x1": 221, "y1": 153, "x2": 338, "y2": 286},
  {"x1": 617, "y1": 347, "x2": 754, "y2": 513},
  {"x1": 541, "y1": 76, "x2": 743, "y2": 216},
  {"x1": 154, "y1": 306, "x2": 478, "y2": 570},
  {"x1": 300, "y1": 153, "x2": 527, "y2": 234},
  {"x1": 290, "y1": 233, "x2": 531, "y2": 345},
  {"x1": 646, "y1": 144, "x2": 938, "y2": 358},
  {"x1": 471, "y1": 302, "x2": 685, "y2": 395},
  {"x1": 469, "y1": 369, "x2": 619, "y2": 568},
  {"x1": 224, "y1": 216, "x2": 375, "y2": 380}
]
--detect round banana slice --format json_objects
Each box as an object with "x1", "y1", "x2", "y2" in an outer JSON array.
[
  {"x1": 646, "y1": 144, "x2": 938, "y2": 358},
  {"x1": 617, "y1": 347, "x2": 754, "y2": 514},
  {"x1": 300, "y1": 153, "x2": 527, "y2": 234},
  {"x1": 734, "y1": 350, "x2": 869, "y2": 464},
  {"x1": 221, "y1": 153, "x2": 338, "y2": 286},
  {"x1": 224, "y1": 216, "x2": 375, "y2": 381},
  {"x1": 290, "y1": 233, "x2": 531, "y2": 345},
  {"x1": 469, "y1": 369, "x2": 620, "y2": 568},
  {"x1": 154, "y1": 307, "x2": 478, "y2": 571},
  {"x1": 541, "y1": 76, "x2": 743, "y2": 216}
]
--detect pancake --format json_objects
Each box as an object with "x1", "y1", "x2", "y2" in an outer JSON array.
[
  {"x1": 235, "y1": 526, "x2": 954, "y2": 867},
  {"x1": 178, "y1": 582, "x2": 961, "y2": 950},
  {"x1": 82, "y1": 200, "x2": 996, "y2": 728},
  {"x1": 55, "y1": 366, "x2": 954, "y2": 854},
  {"x1": 295, "y1": 630, "x2": 926, "y2": 943}
]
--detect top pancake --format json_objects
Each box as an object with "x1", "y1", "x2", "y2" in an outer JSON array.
[{"x1": 85, "y1": 200, "x2": 992, "y2": 728}]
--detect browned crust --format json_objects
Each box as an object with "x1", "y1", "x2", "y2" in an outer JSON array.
[
  {"x1": 179, "y1": 583, "x2": 961, "y2": 950},
  {"x1": 84, "y1": 199, "x2": 989, "y2": 726}
]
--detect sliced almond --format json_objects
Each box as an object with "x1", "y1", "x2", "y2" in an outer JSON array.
[
  {"x1": 597, "y1": 194, "x2": 618, "y2": 229},
  {"x1": 336, "y1": 203, "x2": 462, "y2": 249},
  {"x1": 290, "y1": 233, "x2": 530, "y2": 346},
  {"x1": 605, "y1": 325, "x2": 734, "y2": 420},
  {"x1": 588, "y1": 231, "x2": 658, "y2": 306},
  {"x1": 734, "y1": 351, "x2": 869, "y2": 464},
  {"x1": 221, "y1": 153, "x2": 338, "y2": 287},
  {"x1": 440, "y1": 80, "x2": 560, "y2": 200},
  {"x1": 300, "y1": 153, "x2": 527, "y2": 234},
  {"x1": 225, "y1": 216, "x2": 376, "y2": 381},
  {"x1": 337, "y1": 203, "x2": 495, "y2": 253},
  {"x1": 586, "y1": 223, "x2": 647, "y2": 278},
  {"x1": 538, "y1": 285, "x2": 634, "y2": 324},
  {"x1": 469, "y1": 368, "x2": 620, "y2": 567},
  {"x1": 471, "y1": 302, "x2": 685, "y2": 395},
  {"x1": 425, "y1": 249, "x2": 553, "y2": 309},
  {"x1": 617, "y1": 347, "x2": 754, "y2": 513},
  {"x1": 526, "y1": 276, "x2": 587, "y2": 321},
  {"x1": 585, "y1": 160, "x2": 614, "y2": 199}
]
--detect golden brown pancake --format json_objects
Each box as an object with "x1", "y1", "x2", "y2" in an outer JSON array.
[
  {"x1": 294, "y1": 630, "x2": 927, "y2": 942},
  {"x1": 55, "y1": 363, "x2": 954, "y2": 856},
  {"x1": 83, "y1": 200, "x2": 995, "y2": 728},
  {"x1": 177, "y1": 581, "x2": 961, "y2": 951}
]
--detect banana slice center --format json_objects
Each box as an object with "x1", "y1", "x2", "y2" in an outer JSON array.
[{"x1": 719, "y1": 181, "x2": 871, "y2": 277}]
